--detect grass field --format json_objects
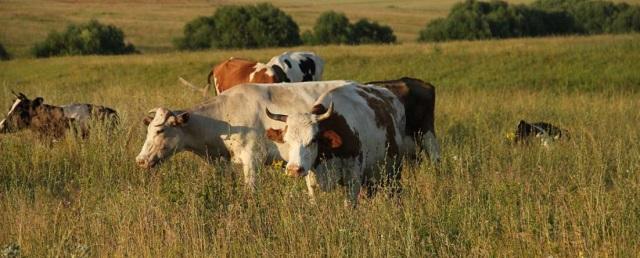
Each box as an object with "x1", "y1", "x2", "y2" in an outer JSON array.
[
  {"x1": 0, "y1": 33, "x2": 639, "y2": 256},
  {"x1": 3, "y1": 0, "x2": 640, "y2": 57}
]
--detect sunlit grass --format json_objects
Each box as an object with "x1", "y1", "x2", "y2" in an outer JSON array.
[{"x1": 0, "y1": 34, "x2": 639, "y2": 256}]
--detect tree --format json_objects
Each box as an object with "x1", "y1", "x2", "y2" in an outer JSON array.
[
  {"x1": 174, "y1": 3, "x2": 301, "y2": 50},
  {"x1": 32, "y1": 19, "x2": 136, "y2": 57}
]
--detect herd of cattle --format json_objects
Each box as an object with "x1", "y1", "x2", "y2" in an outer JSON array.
[{"x1": 0, "y1": 51, "x2": 567, "y2": 206}]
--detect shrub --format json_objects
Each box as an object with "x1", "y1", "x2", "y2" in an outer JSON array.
[
  {"x1": 611, "y1": 6, "x2": 640, "y2": 32},
  {"x1": 350, "y1": 19, "x2": 396, "y2": 44},
  {"x1": 305, "y1": 11, "x2": 397, "y2": 45},
  {"x1": 32, "y1": 19, "x2": 136, "y2": 58},
  {"x1": 0, "y1": 43, "x2": 9, "y2": 61},
  {"x1": 174, "y1": 3, "x2": 301, "y2": 50},
  {"x1": 418, "y1": 0, "x2": 640, "y2": 42},
  {"x1": 310, "y1": 11, "x2": 352, "y2": 45},
  {"x1": 173, "y1": 17, "x2": 216, "y2": 50}
]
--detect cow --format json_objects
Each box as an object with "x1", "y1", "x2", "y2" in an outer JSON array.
[
  {"x1": 208, "y1": 51, "x2": 324, "y2": 94},
  {"x1": 264, "y1": 84, "x2": 411, "y2": 207},
  {"x1": 366, "y1": 77, "x2": 440, "y2": 163},
  {"x1": 265, "y1": 51, "x2": 324, "y2": 82},
  {"x1": 135, "y1": 80, "x2": 353, "y2": 190},
  {"x1": 0, "y1": 92, "x2": 119, "y2": 139},
  {"x1": 511, "y1": 120, "x2": 569, "y2": 147}
]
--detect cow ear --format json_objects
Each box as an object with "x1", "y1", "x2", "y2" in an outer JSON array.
[
  {"x1": 266, "y1": 128, "x2": 285, "y2": 143},
  {"x1": 32, "y1": 97, "x2": 44, "y2": 107},
  {"x1": 322, "y1": 130, "x2": 342, "y2": 149},
  {"x1": 143, "y1": 117, "x2": 152, "y2": 126},
  {"x1": 172, "y1": 112, "x2": 190, "y2": 127}
]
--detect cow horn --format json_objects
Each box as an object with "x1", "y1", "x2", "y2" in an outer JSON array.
[
  {"x1": 316, "y1": 102, "x2": 333, "y2": 122},
  {"x1": 265, "y1": 108, "x2": 287, "y2": 122}
]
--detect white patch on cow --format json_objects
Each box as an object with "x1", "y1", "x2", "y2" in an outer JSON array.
[
  {"x1": 266, "y1": 51, "x2": 324, "y2": 82},
  {"x1": 282, "y1": 114, "x2": 320, "y2": 173},
  {"x1": 0, "y1": 119, "x2": 6, "y2": 131},
  {"x1": 7, "y1": 99, "x2": 21, "y2": 116},
  {"x1": 250, "y1": 62, "x2": 274, "y2": 82}
]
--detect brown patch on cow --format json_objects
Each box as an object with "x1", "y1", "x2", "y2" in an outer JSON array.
[
  {"x1": 250, "y1": 68, "x2": 277, "y2": 84},
  {"x1": 266, "y1": 126, "x2": 287, "y2": 143},
  {"x1": 212, "y1": 58, "x2": 277, "y2": 94},
  {"x1": 313, "y1": 104, "x2": 361, "y2": 168},
  {"x1": 355, "y1": 89, "x2": 399, "y2": 159},
  {"x1": 366, "y1": 77, "x2": 436, "y2": 150},
  {"x1": 30, "y1": 104, "x2": 70, "y2": 139}
]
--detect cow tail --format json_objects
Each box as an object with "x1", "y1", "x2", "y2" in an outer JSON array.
[{"x1": 207, "y1": 70, "x2": 217, "y2": 96}]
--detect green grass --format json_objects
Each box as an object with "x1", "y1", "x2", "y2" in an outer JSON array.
[{"x1": 1, "y1": 32, "x2": 640, "y2": 256}]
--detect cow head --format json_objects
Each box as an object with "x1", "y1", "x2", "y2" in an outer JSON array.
[
  {"x1": 265, "y1": 103, "x2": 342, "y2": 177},
  {"x1": 0, "y1": 91, "x2": 44, "y2": 134},
  {"x1": 136, "y1": 108, "x2": 190, "y2": 169}
]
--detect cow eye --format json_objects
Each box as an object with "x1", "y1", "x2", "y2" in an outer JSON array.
[{"x1": 156, "y1": 129, "x2": 164, "y2": 134}]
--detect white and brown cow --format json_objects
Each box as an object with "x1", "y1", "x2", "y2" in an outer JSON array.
[
  {"x1": 208, "y1": 51, "x2": 324, "y2": 94},
  {"x1": 0, "y1": 92, "x2": 118, "y2": 139},
  {"x1": 135, "y1": 80, "x2": 354, "y2": 189},
  {"x1": 265, "y1": 84, "x2": 410, "y2": 206}
]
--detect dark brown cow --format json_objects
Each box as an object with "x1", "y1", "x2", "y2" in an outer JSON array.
[
  {"x1": 366, "y1": 77, "x2": 440, "y2": 163},
  {"x1": 0, "y1": 92, "x2": 119, "y2": 139}
]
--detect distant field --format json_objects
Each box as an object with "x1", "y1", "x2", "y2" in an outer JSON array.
[
  {"x1": 0, "y1": 34, "x2": 639, "y2": 256},
  {"x1": 3, "y1": 0, "x2": 640, "y2": 57}
]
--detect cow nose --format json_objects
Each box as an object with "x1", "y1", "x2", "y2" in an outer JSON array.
[
  {"x1": 286, "y1": 165, "x2": 305, "y2": 177},
  {"x1": 136, "y1": 158, "x2": 148, "y2": 168}
]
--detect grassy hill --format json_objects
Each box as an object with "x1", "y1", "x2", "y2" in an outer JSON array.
[
  {"x1": 3, "y1": 0, "x2": 640, "y2": 57},
  {"x1": 0, "y1": 34, "x2": 639, "y2": 256}
]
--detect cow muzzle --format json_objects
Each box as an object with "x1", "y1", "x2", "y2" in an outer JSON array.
[
  {"x1": 286, "y1": 165, "x2": 307, "y2": 177},
  {"x1": 136, "y1": 156, "x2": 156, "y2": 169}
]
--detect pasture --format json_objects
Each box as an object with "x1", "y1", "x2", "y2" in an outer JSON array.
[{"x1": 0, "y1": 33, "x2": 639, "y2": 256}]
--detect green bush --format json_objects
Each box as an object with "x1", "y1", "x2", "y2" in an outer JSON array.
[
  {"x1": 305, "y1": 11, "x2": 396, "y2": 45},
  {"x1": 175, "y1": 3, "x2": 301, "y2": 50},
  {"x1": 419, "y1": 0, "x2": 640, "y2": 42},
  {"x1": 350, "y1": 19, "x2": 396, "y2": 44},
  {"x1": 32, "y1": 20, "x2": 136, "y2": 58},
  {"x1": 173, "y1": 17, "x2": 216, "y2": 50},
  {"x1": 309, "y1": 11, "x2": 352, "y2": 45},
  {"x1": 0, "y1": 43, "x2": 9, "y2": 61}
]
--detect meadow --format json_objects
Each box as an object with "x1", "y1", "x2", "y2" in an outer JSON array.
[{"x1": 0, "y1": 33, "x2": 639, "y2": 256}]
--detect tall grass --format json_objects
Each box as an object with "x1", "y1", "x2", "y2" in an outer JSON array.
[{"x1": 0, "y1": 35, "x2": 639, "y2": 256}]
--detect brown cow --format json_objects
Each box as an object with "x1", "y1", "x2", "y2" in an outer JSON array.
[
  {"x1": 366, "y1": 77, "x2": 440, "y2": 163},
  {"x1": 208, "y1": 52, "x2": 324, "y2": 95}
]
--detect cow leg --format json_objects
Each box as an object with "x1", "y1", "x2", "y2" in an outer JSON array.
[
  {"x1": 305, "y1": 172, "x2": 317, "y2": 204},
  {"x1": 424, "y1": 131, "x2": 441, "y2": 164},
  {"x1": 345, "y1": 159, "x2": 364, "y2": 208},
  {"x1": 238, "y1": 150, "x2": 257, "y2": 191}
]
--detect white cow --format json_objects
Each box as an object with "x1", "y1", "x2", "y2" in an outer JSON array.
[
  {"x1": 264, "y1": 84, "x2": 412, "y2": 206},
  {"x1": 135, "y1": 80, "x2": 355, "y2": 189}
]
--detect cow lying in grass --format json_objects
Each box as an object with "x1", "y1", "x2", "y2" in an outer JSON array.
[
  {"x1": 265, "y1": 84, "x2": 411, "y2": 207},
  {"x1": 0, "y1": 92, "x2": 119, "y2": 139},
  {"x1": 208, "y1": 51, "x2": 324, "y2": 94},
  {"x1": 510, "y1": 120, "x2": 569, "y2": 147}
]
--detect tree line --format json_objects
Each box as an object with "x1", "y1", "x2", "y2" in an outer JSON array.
[{"x1": 1, "y1": 0, "x2": 639, "y2": 59}]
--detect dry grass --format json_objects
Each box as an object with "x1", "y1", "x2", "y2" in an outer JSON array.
[{"x1": 0, "y1": 34, "x2": 639, "y2": 256}]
